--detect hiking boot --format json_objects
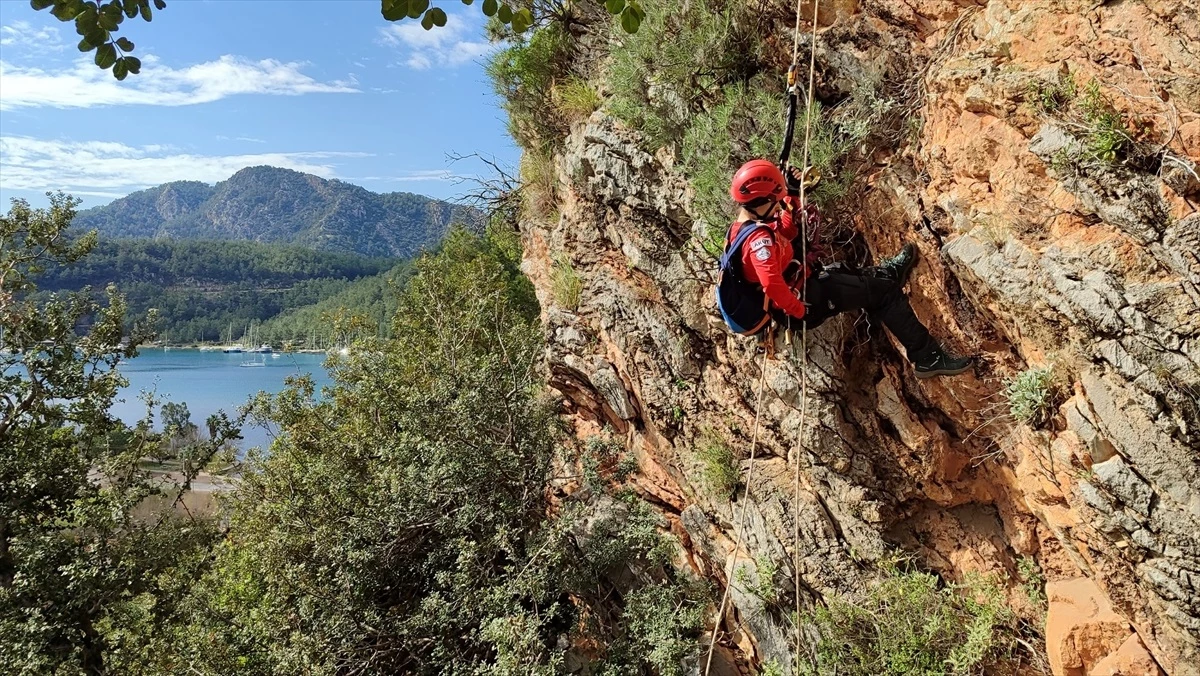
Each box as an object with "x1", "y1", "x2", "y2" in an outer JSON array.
[
  {"x1": 874, "y1": 243, "x2": 918, "y2": 285},
  {"x1": 913, "y1": 345, "x2": 973, "y2": 379}
]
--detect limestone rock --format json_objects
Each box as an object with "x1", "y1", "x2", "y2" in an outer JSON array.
[
  {"x1": 1047, "y1": 578, "x2": 1135, "y2": 676},
  {"x1": 519, "y1": 0, "x2": 1200, "y2": 672}
]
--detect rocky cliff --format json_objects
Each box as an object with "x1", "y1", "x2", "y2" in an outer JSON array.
[{"x1": 513, "y1": 1, "x2": 1199, "y2": 673}]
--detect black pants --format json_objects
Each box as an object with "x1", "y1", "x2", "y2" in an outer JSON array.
[{"x1": 773, "y1": 268, "x2": 936, "y2": 362}]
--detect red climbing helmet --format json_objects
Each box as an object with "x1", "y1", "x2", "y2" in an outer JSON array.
[{"x1": 730, "y1": 159, "x2": 786, "y2": 204}]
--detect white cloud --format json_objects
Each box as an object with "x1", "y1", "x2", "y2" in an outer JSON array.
[
  {"x1": 0, "y1": 21, "x2": 62, "y2": 51},
  {"x1": 216, "y1": 135, "x2": 267, "y2": 143},
  {"x1": 377, "y1": 13, "x2": 495, "y2": 70},
  {"x1": 0, "y1": 55, "x2": 358, "y2": 110},
  {"x1": 0, "y1": 135, "x2": 370, "y2": 194},
  {"x1": 357, "y1": 170, "x2": 459, "y2": 182}
]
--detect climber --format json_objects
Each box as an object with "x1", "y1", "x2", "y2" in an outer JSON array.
[{"x1": 716, "y1": 160, "x2": 973, "y2": 379}]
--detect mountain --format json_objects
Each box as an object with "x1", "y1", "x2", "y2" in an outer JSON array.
[{"x1": 72, "y1": 166, "x2": 482, "y2": 258}]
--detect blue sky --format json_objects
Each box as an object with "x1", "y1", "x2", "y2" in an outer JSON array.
[{"x1": 0, "y1": 0, "x2": 520, "y2": 208}]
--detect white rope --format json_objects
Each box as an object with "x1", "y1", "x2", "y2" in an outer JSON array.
[
  {"x1": 703, "y1": 2, "x2": 822, "y2": 673},
  {"x1": 702, "y1": 350, "x2": 769, "y2": 675},
  {"x1": 793, "y1": 0, "x2": 821, "y2": 668}
]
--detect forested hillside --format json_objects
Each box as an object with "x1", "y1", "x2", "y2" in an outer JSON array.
[
  {"x1": 37, "y1": 238, "x2": 402, "y2": 343},
  {"x1": 255, "y1": 262, "x2": 415, "y2": 344},
  {"x1": 72, "y1": 166, "x2": 482, "y2": 257}
]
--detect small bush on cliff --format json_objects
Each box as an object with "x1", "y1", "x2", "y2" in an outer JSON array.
[
  {"x1": 1004, "y1": 366, "x2": 1059, "y2": 428},
  {"x1": 605, "y1": 0, "x2": 757, "y2": 150},
  {"x1": 488, "y1": 22, "x2": 573, "y2": 148},
  {"x1": 553, "y1": 76, "x2": 602, "y2": 122},
  {"x1": 521, "y1": 145, "x2": 559, "y2": 218},
  {"x1": 1026, "y1": 73, "x2": 1077, "y2": 114},
  {"x1": 735, "y1": 555, "x2": 781, "y2": 605},
  {"x1": 1029, "y1": 75, "x2": 1135, "y2": 167},
  {"x1": 802, "y1": 563, "x2": 1015, "y2": 676},
  {"x1": 685, "y1": 83, "x2": 885, "y2": 257},
  {"x1": 1017, "y1": 556, "x2": 1046, "y2": 611},
  {"x1": 697, "y1": 428, "x2": 738, "y2": 498},
  {"x1": 551, "y1": 252, "x2": 583, "y2": 310},
  {"x1": 619, "y1": 579, "x2": 708, "y2": 675},
  {"x1": 1078, "y1": 79, "x2": 1132, "y2": 164}
]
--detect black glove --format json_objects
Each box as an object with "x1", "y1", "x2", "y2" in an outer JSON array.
[{"x1": 784, "y1": 165, "x2": 804, "y2": 196}]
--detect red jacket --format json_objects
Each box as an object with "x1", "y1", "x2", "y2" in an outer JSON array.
[{"x1": 728, "y1": 197, "x2": 819, "y2": 320}]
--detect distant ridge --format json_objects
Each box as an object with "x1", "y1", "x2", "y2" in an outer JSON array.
[{"x1": 73, "y1": 166, "x2": 482, "y2": 258}]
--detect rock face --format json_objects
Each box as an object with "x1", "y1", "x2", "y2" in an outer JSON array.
[{"x1": 518, "y1": 0, "x2": 1198, "y2": 673}]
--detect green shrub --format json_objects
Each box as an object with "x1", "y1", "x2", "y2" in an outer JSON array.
[
  {"x1": 551, "y1": 252, "x2": 583, "y2": 310},
  {"x1": 1017, "y1": 556, "x2": 1046, "y2": 610},
  {"x1": 803, "y1": 564, "x2": 1015, "y2": 676},
  {"x1": 1026, "y1": 74, "x2": 1077, "y2": 114},
  {"x1": 605, "y1": 0, "x2": 757, "y2": 150},
  {"x1": 682, "y1": 81, "x2": 785, "y2": 256},
  {"x1": 1030, "y1": 75, "x2": 1131, "y2": 166},
  {"x1": 580, "y1": 490, "x2": 675, "y2": 575},
  {"x1": 1079, "y1": 79, "x2": 1130, "y2": 164},
  {"x1": 735, "y1": 555, "x2": 781, "y2": 605},
  {"x1": 582, "y1": 432, "x2": 632, "y2": 487},
  {"x1": 685, "y1": 87, "x2": 881, "y2": 257},
  {"x1": 520, "y1": 145, "x2": 558, "y2": 218},
  {"x1": 696, "y1": 429, "x2": 738, "y2": 498},
  {"x1": 621, "y1": 581, "x2": 707, "y2": 676},
  {"x1": 553, "y1": 76, "x2": 602, "y2": 122},
  {"x1": 1004, "y1": 366, "x2": 1058, "y2": 427},
  {"x1": 487, "y1": 23, "x2": 573, "y2": 148}
]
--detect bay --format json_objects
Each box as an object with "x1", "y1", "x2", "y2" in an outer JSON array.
[{"x1": 111, "y1": 348, "x2": 335, "y2": 451}]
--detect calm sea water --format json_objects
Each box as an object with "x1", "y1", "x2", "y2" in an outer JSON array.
[{"x1": 111, "y1": 348, "x2": 335, "y2": 451}]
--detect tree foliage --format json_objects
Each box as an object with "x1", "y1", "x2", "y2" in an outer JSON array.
[
  {"x1": 802, "y1": 562, "x2": 1017, "y2": 676},
  {"x1": 35, "y1": 237, "x2": 404, "y2": 343},
  {"x1": 0, "y1": 194, "x2": 239, "y2": 675},
  {"x1": 146, "y1": 226, "x2": 705, "y2": 674},
  {"x1": 179, "y1": 227, "x2": 559, "y2": 672},
  {"x1": 30, "y1": 0, "x2": 643, "y2": 81},
  {"x1": 28, "y1": 0, "x2": 160, "y2": 80}
]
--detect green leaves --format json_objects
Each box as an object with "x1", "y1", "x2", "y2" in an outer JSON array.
[
  {"x1": 378, "y1": 0, "x2": 644, "y2": 36},
  {"x1": 94, "y1": 42, "x2": 117, "y2": 68},
  {"x1": 619, "y1": 1, "x2": 645, "y2": 33},
  {"x1": 510, "y1": 7, "x2": 531, "y2": 33},
  {"x1": 1, "y1": 194, "x2": 236, "y2": 676},
  {"x1": 33, "y1": 0, "x2": 159, "y2": 79},
  {"x1": 418, "y1": 5, "x2": 446, "y2": 30},
  {"x1": 381, "y1": 0, "x2": 410, "y2": 21}
]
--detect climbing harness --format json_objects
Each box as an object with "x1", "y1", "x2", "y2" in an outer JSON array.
[{"x1": 703, "y1": 0, "x2": 822, "y2": 673}]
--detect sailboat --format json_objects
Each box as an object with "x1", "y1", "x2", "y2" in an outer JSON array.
[
  {"x1": 222, "y1": 322, "x2": 245, "y2": 353},
  {"x1": 239, "y1": 322, "x2": 269, "y2": 366}
]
